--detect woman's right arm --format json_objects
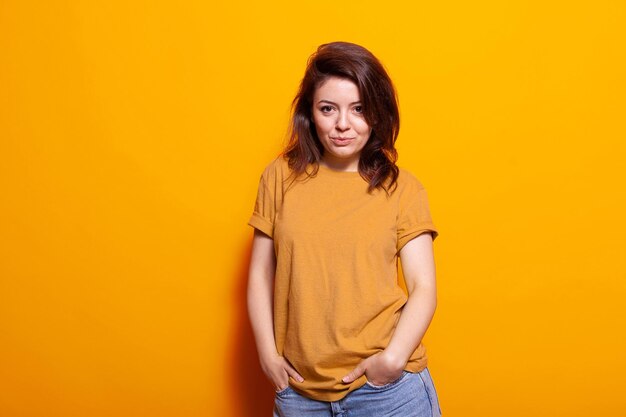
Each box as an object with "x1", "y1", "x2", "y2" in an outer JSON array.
[{"x1": 247, "y1": 229, "x2": 304, "y2": 391}]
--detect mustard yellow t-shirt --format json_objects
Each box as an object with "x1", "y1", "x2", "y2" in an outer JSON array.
[{"x1": 247, "y1": 155, "x2": 439, "y2": 402}]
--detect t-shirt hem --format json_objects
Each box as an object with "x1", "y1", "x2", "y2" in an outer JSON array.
[
  {"x1": 289, "y1": 360, "x2": 430, "y2": 402},
  {"x1": 290, "y1": 379, "x2": 369, "y2": 402}
]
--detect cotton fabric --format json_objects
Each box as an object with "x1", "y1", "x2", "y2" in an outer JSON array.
[{"x1": 248, "y1": 155, "x2": 438, "y2": 402}]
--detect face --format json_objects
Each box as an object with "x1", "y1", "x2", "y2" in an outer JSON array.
[{"x1": 311, "y1": 76, "x2": 372, "y2": 171}]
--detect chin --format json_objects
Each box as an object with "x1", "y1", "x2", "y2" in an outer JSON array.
[{"x1": 329, "y1": 151, "x2": 358, "y2": 159}]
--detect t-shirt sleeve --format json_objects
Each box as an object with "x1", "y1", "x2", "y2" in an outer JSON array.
[
  {"x1": 396, "y1": 174, "x2": 439, "y2": 252},
  {"x1": 247, "y1": 163, "x2": 280, "y2": 239}
]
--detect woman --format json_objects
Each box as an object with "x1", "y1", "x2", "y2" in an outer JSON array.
[{"x1": 247, "y1": 41, "x2": 443, "y2": 417}]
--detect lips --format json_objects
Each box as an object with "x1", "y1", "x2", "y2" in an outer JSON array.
[{"x1": 331, "y1": 137, "x2": 355, "y2": 145}]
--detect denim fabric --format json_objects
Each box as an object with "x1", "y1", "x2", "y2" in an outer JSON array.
[{"x1": 273, "y1": 367, "x2": 442, "y2": 417}]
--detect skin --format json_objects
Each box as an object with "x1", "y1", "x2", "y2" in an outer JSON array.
[
  {"x1": 247, "y1": 76, "x2": 438, "y2": 392},
  {"x1": 311, "y1": 76, "x2": 373, "y2": 172},
  {"x1": 247, "y1": 229, "x2": 303, "y2": 392},
  {"x1": 341, "y1": 232, "x2": 437, "y2": 386}
]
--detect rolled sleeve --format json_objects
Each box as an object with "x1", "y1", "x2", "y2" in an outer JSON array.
[{"x1": 396, "y1": 174, "x2": 438, "y2": 253}]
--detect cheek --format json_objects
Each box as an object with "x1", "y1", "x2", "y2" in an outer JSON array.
[
  {"x1": 355, "y1": 121, "x2": 372, "y2": 136},
  {"x1": 313, "y1": 119, "x2": 333, "y2": 136}
]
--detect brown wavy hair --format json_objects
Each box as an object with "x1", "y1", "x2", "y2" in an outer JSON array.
[{"x1": 282, "y1": 41, "x2": 400, "y2": 195}]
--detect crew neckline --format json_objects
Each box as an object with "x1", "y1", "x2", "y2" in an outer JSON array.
[{"x1": 316, "y1": 163, "x2": 362, "y2": 177}]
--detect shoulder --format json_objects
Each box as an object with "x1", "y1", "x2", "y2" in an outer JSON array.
[
  {"x1": 257, "y1": 155, "x2": 295, "y2": 194},
  {"x1": 259, "y1": 154, "x2": 290, "y2": 179},
  {"x1": 396, "y1": 166, "x2": 427, "y2": 192}
]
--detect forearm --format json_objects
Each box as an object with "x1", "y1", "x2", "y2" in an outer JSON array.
[
  {"x1": 384, "y1": 284, "x2": 437, "y2": 367},
  {"x1": 247, "y1": 271, "x2": 278, "y2": 362}
]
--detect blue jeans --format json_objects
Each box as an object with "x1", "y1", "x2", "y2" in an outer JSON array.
[{"x1": 273, "y1": 367, "x2": 442, "y2": 417}]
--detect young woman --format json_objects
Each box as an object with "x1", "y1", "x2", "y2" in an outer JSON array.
[{"x1": 247, "y1": 41, "x2": 443, "y2": 417}]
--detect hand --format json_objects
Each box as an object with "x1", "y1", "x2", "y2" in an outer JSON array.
[
  {"x1": 341, "y1": 350, "x2": 406, "y2": 386},
  {"x1": 260, "y1": 353, "x2": 305, "y2": 392}
]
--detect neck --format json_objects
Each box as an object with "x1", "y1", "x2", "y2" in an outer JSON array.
[{"x1": 320, "y1": 155, "x2": 359, "y2": 172}]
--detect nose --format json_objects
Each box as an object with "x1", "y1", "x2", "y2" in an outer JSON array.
[{"x1": 336, "y1": 111, "x2": 350, "y2": 131}]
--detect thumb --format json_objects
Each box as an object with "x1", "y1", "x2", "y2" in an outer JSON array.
[{"x1": 342, "y1": 363, "x2": 365, "y2": 384}]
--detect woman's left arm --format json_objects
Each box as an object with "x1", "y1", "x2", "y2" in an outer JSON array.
[
  {"x1": 342, "y1": 231, "x2": 437, "y2": 384},
  {"x1": 383, "y1": 231, "x2": 437, "y2": 368}
]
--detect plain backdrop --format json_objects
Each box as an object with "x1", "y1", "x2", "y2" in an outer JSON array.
[{"x1": 1, "y1": 1, "x2": 625, "y2": 416}]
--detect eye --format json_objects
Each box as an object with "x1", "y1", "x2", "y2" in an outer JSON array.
[
  {"x1": 354, "y1": 106, "x2": 363, "y2": 113},
  {"x1": 320, "y1": 105, "x2": 334, "y2": 113}
]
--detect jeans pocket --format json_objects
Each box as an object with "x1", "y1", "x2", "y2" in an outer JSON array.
[
  {"x1": 275, "y1": 385, "x2": 291, "y2": 396},
  {"x1": 365, "y1": 370, "x2": 408, "y2": 389}
]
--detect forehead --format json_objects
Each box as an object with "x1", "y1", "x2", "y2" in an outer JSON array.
[{"x1": 313, "y1": 77, "x2": 361, "y2": 100}]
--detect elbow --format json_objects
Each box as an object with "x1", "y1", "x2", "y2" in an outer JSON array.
[{"x1": 412, "y1": 285, "x2": 437, "y2": 313}]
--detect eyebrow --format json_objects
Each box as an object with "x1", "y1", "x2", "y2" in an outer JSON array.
[{"x1": 317, "y1": 99, "x2": 362, "y2": 105}]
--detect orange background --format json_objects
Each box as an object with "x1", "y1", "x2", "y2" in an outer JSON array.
[{"x1": 1, "y1": 1, "x2": 625, "y2": 416}]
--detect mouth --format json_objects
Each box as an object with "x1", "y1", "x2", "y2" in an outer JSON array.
[{"x1": 331, "y1": 137, "x2": 355, "y2": 145}]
